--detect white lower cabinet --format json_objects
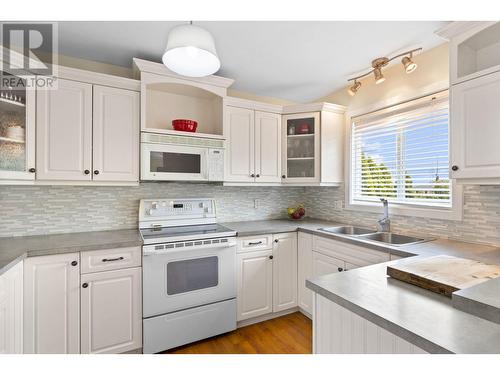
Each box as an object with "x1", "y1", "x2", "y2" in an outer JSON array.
[
  {"x1": 81, "y1": 267, "x2": 142, "y2": 354},
  {"x1": 0, "y1": 261, "x2": 23, "y2": 354},
  {"x1": 312, "y1": 251, "x2": 344, "y2": 277},
  {"x1": 314, "y1": 294, "x2": 427, "y2": 354},
  {"x1": 23, "y1": 253, "x2": 80, "y2": 354},
  {"x1": 237, "y1": 232, "x2": 298, "y2": 322},
  {"x1": 273, "y1": 233, "x2": 298, "y2": 312},
  {"x1": 297, "y1": 232, "x2": 313, "y2": 315},
  {"x1": 23, "y1": 249, "x2": 142, "y2": 354},
  {"x1": 237, "y1": 249, "x2": 273, "y2": 321}
]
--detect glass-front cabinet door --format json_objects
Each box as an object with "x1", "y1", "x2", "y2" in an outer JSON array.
[
  {"x1": 0, "y1": 74, "x2": 35, "y2": 180},
  {"x1": 282, "y1": 112, "x2": 320, "y2": 183}
]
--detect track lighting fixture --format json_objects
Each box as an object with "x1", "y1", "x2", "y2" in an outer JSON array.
[
  {"x1": 346, "y1": 48, "x2": 422, "y2": 96},
  {"x1": 347, "y1": 80, "x2": 361, "y2": 96}
]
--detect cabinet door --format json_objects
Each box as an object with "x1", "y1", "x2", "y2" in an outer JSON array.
[
  {"x1": 37, "y1": 78, "x2": 93, "y2": 180},
  {"x1": 451, "y1": 71, "x2": 500, "y2": 180},
  {"x1": 312, "y1": 251, "x2": 344, "y2": 277},
  {"x1": 93, "y1": 86, "x2": 139, "y2": 182},
  {"x1": 224, "y1": 106, "x2": 255, "y2": 182},
  {"x1": 237, "y1": 249, "x2": 273, "y2": 321},
  {"x1": 23, "y1": 253, "x2": 80, "y2": 354},
  {"x1": 273, "y1": 233, "x2": 298, "y2": 312},
  {"x1": 282, "y1": 112, "x2": 320, "y2": 184},
  {"x1": 81, "y1": 267, "x2": 142, "y2": 354},
  {"x1": 255, "y1": 111, "x2": 281, "y2": 183},
  {"x1": 0, "y1": 83, "x2": 36, "y2": 180},
  {"x1": 0, "y1": 261, "x2": 23, "y2": 354},
  {"x1": 298, "y1": 232, "x2": 313, "y2": 315}
]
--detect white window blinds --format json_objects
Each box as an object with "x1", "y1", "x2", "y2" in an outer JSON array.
[{"x1": 351, "y1": 91, "x2": 450, "y2": 207}]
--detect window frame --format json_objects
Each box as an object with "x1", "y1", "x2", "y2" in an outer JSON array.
[{"x1": 345, "y1": 90, "x2": 463, "y2": 221}]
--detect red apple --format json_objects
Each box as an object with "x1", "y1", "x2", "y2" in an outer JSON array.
[
  {"x1": 292, "y1": 211, "x2": 301, "y2": 220},
  {"x1": 297, "y1": 207, "x2": 305, "y2": 217}
]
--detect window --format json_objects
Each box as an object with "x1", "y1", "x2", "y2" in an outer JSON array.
[{"x1": 350, "y1": 91, "x2": 451, "y2": 208}]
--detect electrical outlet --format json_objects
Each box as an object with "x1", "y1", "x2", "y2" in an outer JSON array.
[
  {"x1": 254, "y1": 198, "x2": 260, "y2": 209},
  {"x1": 333, "y1": 200, "x2": 343, "y2": 209}
]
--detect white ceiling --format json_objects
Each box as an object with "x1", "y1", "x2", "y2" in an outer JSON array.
[{"x1": 56, "y1": 21, "x2": 447, "y2": 102}]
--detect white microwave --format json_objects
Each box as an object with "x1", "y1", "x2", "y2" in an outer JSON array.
[{"x1": 140, "y1": 132, "x2": 224, "y2": 182}]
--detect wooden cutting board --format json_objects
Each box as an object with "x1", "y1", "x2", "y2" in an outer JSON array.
[{"x1": 387, "y1": 255, "x2": 500, "y2": 297}]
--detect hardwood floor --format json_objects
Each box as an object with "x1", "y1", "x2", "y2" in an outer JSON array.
[{"x1": 163, "y1": 312, "x2": 312, "y2": 354}]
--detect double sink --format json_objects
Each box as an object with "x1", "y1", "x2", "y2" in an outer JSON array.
[{"x1": 319, "y1": 226, "x2": 427, "y2": 246}]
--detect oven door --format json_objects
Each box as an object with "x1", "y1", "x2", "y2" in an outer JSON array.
[
  {"x1": 142, "y1": 238, "x2": 237, "y2": 318},
  {"x1": 141, "y1": 142, "x2": 208, "y2": 181}
]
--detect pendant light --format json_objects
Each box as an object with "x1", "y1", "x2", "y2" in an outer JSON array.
[{"x1": 162, "y1": 22, "x2": 221, "y2": 78}]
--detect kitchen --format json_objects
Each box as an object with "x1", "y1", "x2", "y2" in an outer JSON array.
[{"x1": 1, "y1": 6, "x2": 500, "y2": 372}]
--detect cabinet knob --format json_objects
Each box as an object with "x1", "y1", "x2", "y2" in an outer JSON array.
[
  {"x1": 269, "y1": 255, "x2": 274, "y2": 260},
  {"x1": 94, "y1": 170, "x2": 100, "y2": 175},
  {"x1": 274, "y1": 239, "x2": 279, "y2": 243},
  {"x1": 28, "y1": 168, "x2": 36, "y2": 173},
  {"x1": 256, "y1": 174, "x2": 260, "y2": 178},
  {"x1": 82, "y1": 283, "x2": 88, "y2": 288},
  {"x1": 251, "y1": 173, "x2": 255, "y2": 177},
  {"x1": 451, "y1": 165, "x2": 459, "y2": 171},
  {"x1": 338, "y1": 267, "x2": 344, "y2": 272},
  {"x1": 84, "y1": 169, "x2": 90, "y2": 175},
  {"x1": 282, "y1": 175, "x2": 286, "y2": 179},
  {"x1": 71, "y1": 261, "x2": 78, "y2": 266}
]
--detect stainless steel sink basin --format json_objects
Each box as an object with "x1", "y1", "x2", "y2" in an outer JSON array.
[
  {"x1": 358, "y1": 232, "x2": 425, "y2": 245},
  {"x1": 320, "y1": 226, "x2": 377, "y2": 236}
]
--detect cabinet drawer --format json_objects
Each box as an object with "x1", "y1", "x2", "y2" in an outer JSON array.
[
  {"x1": 313, "y1": 235, "x2": 389, "y2": 267},
  {"x1": 237, "y1": 235, "x2": 273, "y2": 253},
  {"x1": 81, "y1": 246, "x2": 141, "y2": 274}
]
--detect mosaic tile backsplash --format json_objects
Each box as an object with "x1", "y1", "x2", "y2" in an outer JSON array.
[
  {"x1": 0, "y1": 183, "x2": 304, "y2": 237},
  {"x1": 2, "y1": 182, "x2": 500, "y2": 247},
  {"x1": 304, "y1": 184, "x2": 500, "y2": 247}
]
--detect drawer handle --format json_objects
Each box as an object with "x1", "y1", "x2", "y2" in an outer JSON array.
[
  {"x1": 102, "y1": 256, "x2": 124, "y2": 262},
  {"x1": 338, "y1": 267, "x2": 344, "y2": 272},
  {"x1": 248, "y1": 241, "x2": 263, "y2": 246}
]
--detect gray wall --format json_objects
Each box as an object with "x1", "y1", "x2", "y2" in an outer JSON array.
[
  {"x1": 304, "y1": 184, "x2": 500, "y2": 247},
  {"x1": 0, "y1": 183, "x2": 304, "y2": 237}
]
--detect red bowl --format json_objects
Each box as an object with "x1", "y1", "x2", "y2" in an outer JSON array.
[{"x1": 172, "y1": 119, "x2": 198, "y2": 132}]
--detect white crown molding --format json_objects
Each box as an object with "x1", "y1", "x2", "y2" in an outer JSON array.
[
  {"x1": 133, "y1": 57, "x2": 234, "y2": 89},
  {"x1": 55, "y1": 65, "x2": 140, "y2": 91},
  {"x1": 435, "y1": 21, "x2": 497, "y2": 40},
  {"x1": 224, "y1": 96, "x2": 283, "y2": 113},
  {"x1": 283, "y1": 102, "x2": 346, "y2": 115}
]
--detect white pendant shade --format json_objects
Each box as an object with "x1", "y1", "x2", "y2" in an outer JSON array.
[{"x1": 162, "y1": 24, "x2": 221, "y2": 78}]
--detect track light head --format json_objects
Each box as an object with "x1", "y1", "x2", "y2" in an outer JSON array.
[
  {"x1": 402, "y1": 55, "x2": 417, "y2": 73},
  {"x1": 373, "y1": 68, "x2": 385, "y2": 84},
  {"x1": 347, "y1": 80, "x2": 361, "y2": 96}
]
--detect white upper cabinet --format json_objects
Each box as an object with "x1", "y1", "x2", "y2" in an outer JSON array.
[
  {"x1": 224, "y1": 106, "x2": 255, "y2": 182},
  {"x1": 93, "y1": 85, "x2": 140, "y2": 182},
  {"x1": 23, "y1": 253, "x2": 80, "y2": 354},
  {"x1": 451, "y1": 71, "x2": 500, "y2": 181},
  {"x1": 439, "y1": 21, "x2": 500, "y2": 183},
  {"x1": 36, "y1": 73, "x2": 140, "y2": 184},
  {"x1": 36, "y1": 78, "x2": 93, "y2": 181},
  {"x1": 282, "y1": 103, "x2": 345, "y2": 186},
  {"x1": 442, "y1": 22, "x2": 500, "y2": 85},
  {"x1": 282, "y1": 112, "x2": 320, "y2": 184},
  {"x1": 224, "y1": 102, "x2": 282, "y2": 184},
  {"x1": 0, "y1": 77, "x2": 36, "y2": 181},
  {"x1": 255, "y1": 111, "x2": 282, "y2": 183}
]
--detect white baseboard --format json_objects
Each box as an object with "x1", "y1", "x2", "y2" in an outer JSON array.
[{"x1": 237, "y1": 307, "x2": 304, "y2": 328}]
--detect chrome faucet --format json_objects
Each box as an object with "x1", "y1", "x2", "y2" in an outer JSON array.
[{"x1": 377, "y1": 198, "x2": 390, "y2": 232}]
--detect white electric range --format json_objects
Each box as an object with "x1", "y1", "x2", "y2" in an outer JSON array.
[{"x1": 139, "y1": 198, "x2": 237, "y2": 354}]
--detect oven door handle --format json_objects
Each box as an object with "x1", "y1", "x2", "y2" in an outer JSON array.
[{"x1": 143, "y1": 241, "x2": 237, "y2": 256}]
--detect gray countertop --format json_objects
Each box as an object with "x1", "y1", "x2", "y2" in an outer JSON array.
[
  {"x1": 0, "y1": 229, "x2": 142, "y2": 275},
  {"x1": 2, "y1": 218, "x2": 500, "y2": 353}
]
